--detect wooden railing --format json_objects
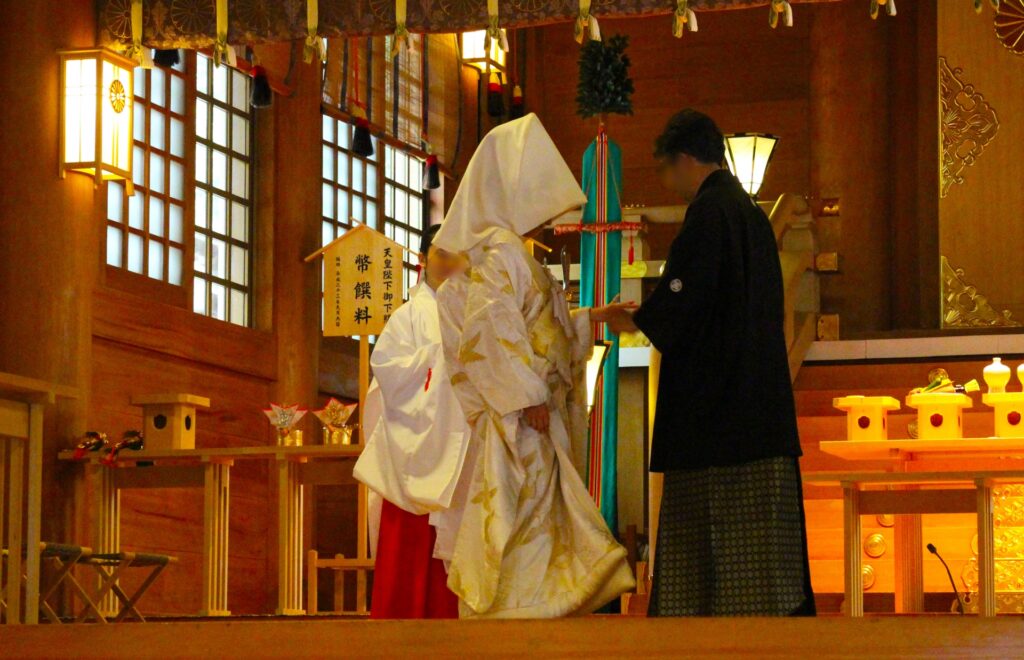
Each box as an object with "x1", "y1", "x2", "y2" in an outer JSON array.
[{"x1": 764, "y1": 193, "x2": 819, "y2": 382}]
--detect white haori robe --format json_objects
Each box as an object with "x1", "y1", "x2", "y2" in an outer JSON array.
[
  {"x1": 432, "y1": 113, "x2": 634, "y2": 620},
  {"x1": 354, "y1": 282, "x2": 472, "y2": 562}
]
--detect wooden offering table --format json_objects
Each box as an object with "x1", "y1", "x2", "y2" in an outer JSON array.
[
  {"x1": 59, "y1": 445, "x2": 361, "y2": 616},
  {"x1": 815, "y1": 437, "x2": 1024, "y2": 617},
  {"x1": 0, "y1": 372, "x2": 78, "y2": 625}
]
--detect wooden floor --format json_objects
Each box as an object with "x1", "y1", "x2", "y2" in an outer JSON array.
[{"x1": 2, "y1": 616, "x2": 1024, "y2": 658}]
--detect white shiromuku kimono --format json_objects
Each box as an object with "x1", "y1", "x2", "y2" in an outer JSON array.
[
  {"x1": 433, "y1": 113, "x2": 635, "y2": 618},
  {"x1": 353, "y1": 281, "x2": 472, "y2": 561}
]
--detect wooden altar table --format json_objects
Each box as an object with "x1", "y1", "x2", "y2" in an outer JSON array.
[
  {"x1": 59, "y1": 444, "x2": 361, "y2": 616},
  {"x1": 0, "y1": 372, "x2": 78, "y2": 625},
  {"x1": 815, "y1": 437, "x2": 1024, "y2": 617}
]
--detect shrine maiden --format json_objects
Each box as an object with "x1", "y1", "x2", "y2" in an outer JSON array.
[
  {"x1": 604, "y1": 109, "x2": 815, "y2": 617},
  {"x1": 354, "y1": 224, "x2": 472, "y2": 619},
  {"x1": 433, "y1": 113, "x2": 636, "y2": 619}
]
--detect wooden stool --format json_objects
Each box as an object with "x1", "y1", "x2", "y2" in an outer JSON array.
[
  {"x1": 3, "y1": 542, "x2": 93, "y2": 624},
  {"x1": 38, "y1": 542, "x2": 92, "y2": 623},
  {"x1": 74, "y1": 551, "x2": 177, "y2": 623},
  {"x1": 306, "y1": 550, "x2": 374, "y2": 615}
]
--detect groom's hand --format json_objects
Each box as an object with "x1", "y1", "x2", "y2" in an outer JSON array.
[
  {"x1": 523, "y1": 404, "x2": 550, "y2": 433},
  {"x1": 593, "y1": 302, "x2": 639, "y2": 334}
]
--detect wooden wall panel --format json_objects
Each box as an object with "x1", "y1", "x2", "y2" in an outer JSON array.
[
  {"x1": 88, "y1": 337, "x2": 275, "y2": 614},
  {"x1": 525, "y1": 11, "x2": 811, "y2": 212},
  {"x1": 523, "y1": 4, "x2": 938, "y2": 334},
  {"x1": 938, "y1": 5, "x2": 1024, "y2": 322}
]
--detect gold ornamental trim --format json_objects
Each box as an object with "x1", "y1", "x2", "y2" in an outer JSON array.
[
  {"x1": 939, "y1": 57, "x2": 999, "y2": 198},
  {"x1": 941, "y1": 256, "x2": 1020, "y2": 328}
]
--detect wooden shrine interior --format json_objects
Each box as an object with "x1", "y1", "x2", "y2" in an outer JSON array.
[{"x1": 2, "y1": 0, "x2": 1024, "y2": 635}]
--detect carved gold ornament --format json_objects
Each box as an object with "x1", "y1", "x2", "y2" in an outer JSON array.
[
  {"x1": 862, "y1": 564, "x2": 875, "y2": 590},
  {"x1": 941, "y1": 256, "x2": 1020, "y2": 328},
  {"x1": 109, "y1": 79, "x2": 127, "y2": 113},
  {"x1": 864, "y1": 532, "x2": 887, "y2": 558},
  {"x1": 995, "y1": 0, "x2": 1024, "y2": 55},
  {"x1": 939, "y1": 57, "x2": 999, "y2": 198}
]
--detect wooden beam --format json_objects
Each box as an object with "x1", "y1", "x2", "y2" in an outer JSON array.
[
  {"x1": 112, "y1": 465, "x2": 207, "y2": 490},
  {"x1": 6, "y1": 618, "x2": 1024, "y2": 657},
  {"x1": 857, "y1": 489, "x2": 976, "y2": 515}
]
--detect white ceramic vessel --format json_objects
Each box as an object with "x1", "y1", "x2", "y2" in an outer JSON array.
[{"x1": 984, "y1": 357, "x2": 1012, "y2": 393}]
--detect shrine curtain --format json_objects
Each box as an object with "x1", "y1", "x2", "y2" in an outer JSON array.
[{"x1": 97, "y1": 0, "x2": 835, "y2": 51}]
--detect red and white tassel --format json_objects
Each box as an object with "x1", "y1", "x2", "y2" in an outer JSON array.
[{"x1": 509, "y1": 84, "x2": 525, "y2": 119}]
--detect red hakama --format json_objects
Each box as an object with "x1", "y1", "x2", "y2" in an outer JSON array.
[{"x1": 370, "y1": 499, "x2": 459, "y2": 619}]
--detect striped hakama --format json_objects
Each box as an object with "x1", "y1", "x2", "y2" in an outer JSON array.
[{"x1": 649, "y1": 456, "x2": 815, "y2": 617}]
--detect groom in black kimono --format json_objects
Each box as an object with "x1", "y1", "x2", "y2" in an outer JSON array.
[{"x1": 605, "y1": 109, "x2": 815, "y2": 616}]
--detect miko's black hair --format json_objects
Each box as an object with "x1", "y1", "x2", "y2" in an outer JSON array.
[
  {"x1": 653, "y1": 109, "x2": 725, "y2": 165},
  {"x1": 420, "y1": 223, "x2": 442, "y2": 257}
]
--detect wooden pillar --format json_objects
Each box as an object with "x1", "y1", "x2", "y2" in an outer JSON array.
[
  {"x1": 92, "y1": 462, "x2": 120, "y2": 616},
  {"x1": 842, "y1": 482, "x2": 863, "y2": 617},
  {"x1": 0, "y1": 3, "x2": 100, "y2": 619},
  {"x1": 201, "y1": 460, "x2": 231, "y2": 616},
  {"x1": 809, "y1": 2, "x2": 893, "y2": 332},
  {"x1": 23, "y1": 403, "x2": 44, "y2": 624},
  {"x1": 976, "y1": 479, "x2": 996, "y2": 617},
  {"x1": 888, "y1": 0, "x2": 939, "y2": 329},
  {"x1": 260, "y1": 42, "x2": 323, "y2": 612},
  {"x1": 277, "y1": 458, "x2": 305, "y2": 615},
  {"x1": 894, "y1": 514, "x2": 924, "y2": 613},
  {"x1": 5, "y1": 436, "x2": 24, "y2": 623}
]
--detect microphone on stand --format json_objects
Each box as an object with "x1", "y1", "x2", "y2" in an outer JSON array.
[{"x1": 927, "y1": 542, "x2": 964, "y2": 615}]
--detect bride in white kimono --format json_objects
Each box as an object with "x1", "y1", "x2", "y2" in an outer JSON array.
[{"x1": 433, "y1": 113, "x2": 636, "y2": 618}]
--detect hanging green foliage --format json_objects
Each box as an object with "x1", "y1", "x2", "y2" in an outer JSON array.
[{"x1": 576, "y1": 34, "x2": 635, "y2": 119}]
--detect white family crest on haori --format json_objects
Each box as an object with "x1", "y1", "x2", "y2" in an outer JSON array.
[
  {"x1": 353, "y1": 282, "x2": 472, "y2": 562},
  {"x1": 435, "y1": 113, "x2": 635, "y2": 619}
]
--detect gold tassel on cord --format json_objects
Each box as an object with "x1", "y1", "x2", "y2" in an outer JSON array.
[
  {"x1": 213, "y1": 0, "x2": 236, "y2": 67},
  {"x1": 769, "y1": 1, "x2": 793, "y2": 28},
  {"x1": 484, "y1": 0, "x2": 509, "y2": 55},
  {"x1": 126, "y1": 0, "x2": 154, "y2": 66},
  {"x1": 871, "y1": 0, "x2": 896, "y2": 19},
  {"x1": 390, "y1": 0, "x2": 411, "y2": 60},
  {"x1": 574, "y1": 0, "x2": 601, "y2": 44},
  {"x1": 304, "y1": 0, "x2": 325, "y2": 63},
  {"x1": 673, "y1": 0, "x2": 698, "y2": 37}
]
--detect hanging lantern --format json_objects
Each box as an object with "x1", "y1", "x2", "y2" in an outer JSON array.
[
  {"x1": 58, "y1": 48, "x2": 135, "y2": 191},
  {"x1": 723, "y1": 132, "x2": 779, "y2": 199},
  {"x1": 460, "y1": 29, "x2": 507, "y2": 71}
]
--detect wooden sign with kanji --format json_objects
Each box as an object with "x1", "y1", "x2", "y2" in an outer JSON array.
[{"x1": 305, "y1": 224, "x2": 406, "y2": 337}]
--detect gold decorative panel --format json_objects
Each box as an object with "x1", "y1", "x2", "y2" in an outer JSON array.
[
  {"x1": 964, "y1": 485, "x2": 1024, "y2": 613},
  {"x1": 995, "y1": 0, "x2": 1024, "y2": 56},
  {"x1": 939, "y1": 57, "x2": 999, "y2": 198},
  {"x1": 941, "y1": 256, "x2": 1020, "y2": 328}
]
